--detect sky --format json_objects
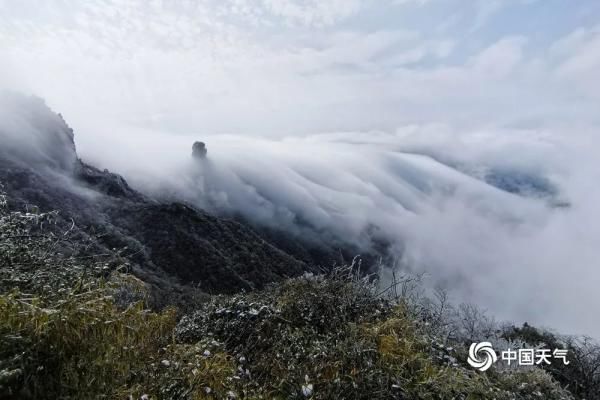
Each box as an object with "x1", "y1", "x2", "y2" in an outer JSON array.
[
  {"x1": 1, "y1": 0, "x2": 600, "y2": 138},
  {"x1": 2, "y1": 0, "x2": 600, "y2": 337}
]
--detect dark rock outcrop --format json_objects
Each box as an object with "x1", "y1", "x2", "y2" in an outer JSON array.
[{"x1": 192, "y1": 141, "x2": 207, "y2": 160}]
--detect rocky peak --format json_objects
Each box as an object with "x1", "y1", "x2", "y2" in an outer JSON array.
[
  {"x1": 192, "y1": 141, "x2": 207, "y2": 160},
  {"x1": 0, "y1": 92, "x2": 77, "y2": 172}
]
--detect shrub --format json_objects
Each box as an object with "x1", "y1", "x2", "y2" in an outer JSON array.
[
  {"x1": 0, "y1": 189, "x2": 176, "y2": 399},
  {"x1": 174, "y1": 269, "x2": 573, "y2": 400},
  {"x1": 0, "y1": 282, "x2": 176, "y2": 399}
]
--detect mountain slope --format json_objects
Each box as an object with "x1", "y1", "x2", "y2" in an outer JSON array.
[
  {"x1": 0, "y1": 198, "x2": 575, "y2": 399},
  {"x1": 0, "y1": 93, "x2": 318, "y2": 301}
]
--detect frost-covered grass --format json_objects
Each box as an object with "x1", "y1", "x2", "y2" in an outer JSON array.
[
  {"x1": 0, "y1": 191, "x2": 177, "y2": 398},
  {"x1": 0, "y1": 189, "x2": 581, "y2": 399},
  {"x1": 166, "y1": 270, "x2": 572, "y2": 400}
]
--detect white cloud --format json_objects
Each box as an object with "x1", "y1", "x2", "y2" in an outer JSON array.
[
  {"x1": 469, "y1": 36, "x2": 526, "y2": 78},
  {"x1": 554, "y1": 27, "x2": 600, "y2": 98},
  {"x1": 260, "y1": 0, "x2": 363, "y2": 27},
  {"x1": 2, "y1": 0, "x2": 600, "y2": 336},
  {"x1": 392, "y1": 0, "x2": 432, "y2": 5}
]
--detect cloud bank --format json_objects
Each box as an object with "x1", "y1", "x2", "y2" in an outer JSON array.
[
  {"x1": 1, "y1": 0, "x2": 600, "y2": 336},
  {"x1": 69, "y1": 123, "x2": 598, "y2": 337}
]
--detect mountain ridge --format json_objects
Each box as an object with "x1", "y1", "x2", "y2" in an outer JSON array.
[{"x1": 0, "y1": 93, "x2": 324, "y2": 304}]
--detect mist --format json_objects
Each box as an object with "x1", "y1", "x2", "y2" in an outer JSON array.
[
  {"x1": 2, "y1": 0, "x2": 600, "y2": 337},
  {"x1": 64, "y1": 121, "x2": 596, "y2": 337}
]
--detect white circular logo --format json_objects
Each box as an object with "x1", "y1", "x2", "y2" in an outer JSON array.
[{"x1": 468, "y1": 342, "x2": 497, "y2": 372}]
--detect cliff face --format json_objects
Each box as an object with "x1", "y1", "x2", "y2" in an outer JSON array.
[{"x1": 0, "y1": 93, "x2": 317, "y2": 301}]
